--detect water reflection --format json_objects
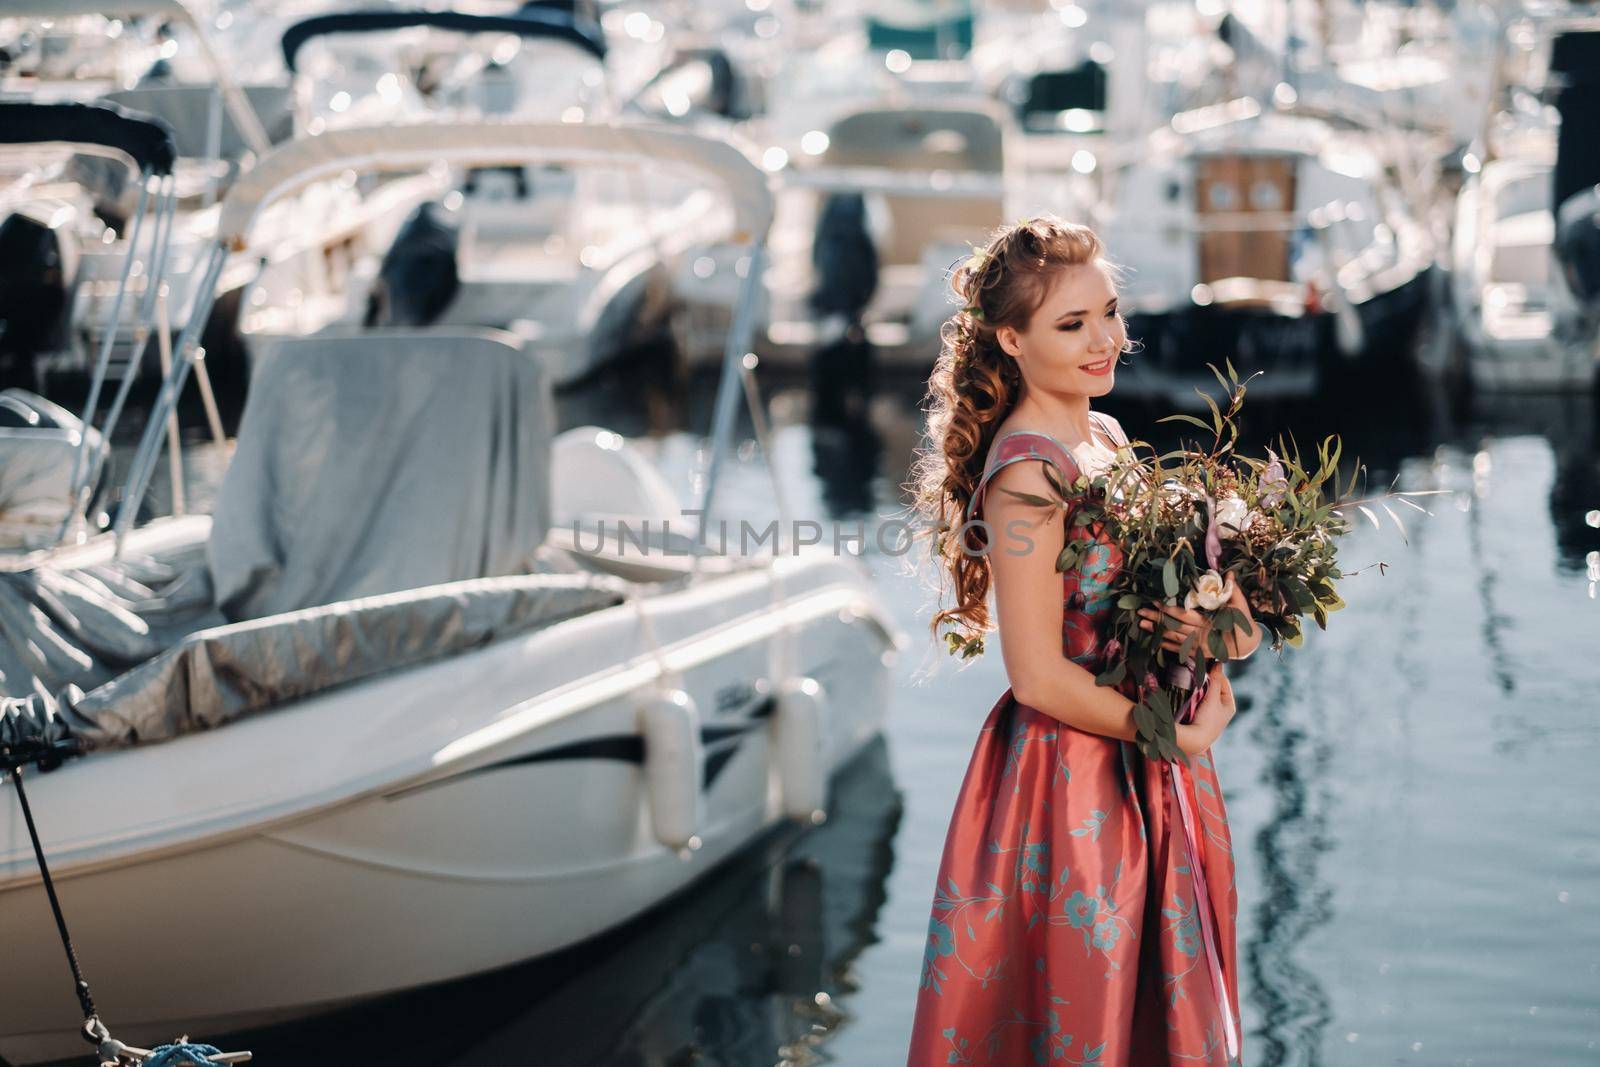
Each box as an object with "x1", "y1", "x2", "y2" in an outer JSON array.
[
  {"x1": 1242, "y1": 664, "x2": 1335, "y2": 1067},
  {"x1": 809, "y1": 332, "x2": 884, "y2": 519},
  {"x1": 1465, "y1": 448, "x2": 1520, "y2": 697},
  {"x1": 1480, "y1": 394, "x2": 1600, "y2": 575}
]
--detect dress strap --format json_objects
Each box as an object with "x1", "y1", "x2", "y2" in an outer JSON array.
[
  {"x1": 965, "y1": 430, "x2": 1083, "y2": 525},
  {"x1": 1089, "y1": 409, "x2": 1127, "y2": 448}
]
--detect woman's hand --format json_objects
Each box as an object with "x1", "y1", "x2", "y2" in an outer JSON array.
[
  {"x1": 1178, "y1": 662, "x2": 1237, "y2": 755},
  {"x1": 1136, "y1": 581, "x2": 1263, "y2": 662},
  {"x1": 1136, "y1": 601, "x2": 1214, "y2": 660},
  {"x1": 1221, "y1": 580, "x2": 1263, "y2": 659}
]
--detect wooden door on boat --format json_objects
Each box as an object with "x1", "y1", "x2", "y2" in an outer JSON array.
[{"x1": 1194, "y1": 154, "x2": 1296, "y2": 283}]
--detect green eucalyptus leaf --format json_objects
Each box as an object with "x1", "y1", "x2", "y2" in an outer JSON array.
[
  {"x1": 1095, "y1": 659, "x2": 1128, "y2": 686},
  {"x1": 1158, "y1": 413, "x2": 1215, "y2": 432}
]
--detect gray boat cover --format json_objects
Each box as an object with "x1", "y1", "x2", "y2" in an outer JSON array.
[
  {"x1": 1, "y1": 544, "x2": 220, "y2": 703},
  {"x1": 1, "y1": 569, "x2": 625, "y2": 753},
  {"x1": 208, "y1": 328, "x2": 555, "y2": 620},
  {"x1": 0, "y1": 326, "x2": 633, "y2": 756}
]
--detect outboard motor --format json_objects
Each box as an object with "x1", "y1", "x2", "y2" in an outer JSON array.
[
  {"x1": 1555, "y1": 186, "x2": 1600, "y2": 314},
  {"x1": 691, "y1": 49, "x2": 744, "y2": 120},
  {"x1": 809, "y1": 192, "x2": 878, "y2": 323},
  {"x1": 1551, "y1": 30, "x2": 1600, "y2": 316},
  {"x1": 364, "y1": 201, "x2": 460, "y2": 328},
  {"x1": 0, "y1": 205, "x2": 79, "y2": 390},
  {"x1": 1017, "y1": 61, "x2": 1107, "y2": 129},
  {"x1": 63, "y1": 152, "x2": 136, "y2": 231},
  {"x1": 136, "y1": 56, "x2": 176, "y2": 86}
]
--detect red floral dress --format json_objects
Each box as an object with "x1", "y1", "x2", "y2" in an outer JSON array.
[{"x1": 906, "y1": 419, "x2": 1243, "y2": 1067}]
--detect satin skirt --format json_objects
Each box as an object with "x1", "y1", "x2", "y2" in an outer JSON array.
[{"x1": 905, "y1": 690, "x2": 1243, "y2": 1067}]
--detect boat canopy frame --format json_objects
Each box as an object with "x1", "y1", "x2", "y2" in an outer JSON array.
[
  {"x1": 279, "y1": 7, "x2": 608, "y2": 74},
  {"x1": 0, "y1": 102, "x2": 184, "y2": 537},
  {"x1": 115, "y1": 119, "x2": 776, "y2": 562}
]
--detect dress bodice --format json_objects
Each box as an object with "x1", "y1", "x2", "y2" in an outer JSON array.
[{"x1": 966, "y1": 413, "x2": 1126, "y2": 670}]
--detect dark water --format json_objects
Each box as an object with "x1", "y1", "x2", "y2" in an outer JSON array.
[{"x1": 53, "y1": 320, "x2": 1600, "y2": 1066}]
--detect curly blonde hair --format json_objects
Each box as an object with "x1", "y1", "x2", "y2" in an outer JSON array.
[{"x1": 907, "y1": 214, "x2": 1127, "y2": 651}]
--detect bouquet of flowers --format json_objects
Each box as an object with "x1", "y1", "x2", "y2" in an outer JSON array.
[{"x1": 988, "y1": 361, "x2": 1445, "y2": 765}]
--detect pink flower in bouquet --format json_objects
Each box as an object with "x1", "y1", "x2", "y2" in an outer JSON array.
[{"x1": 1258, "y1": 449, "x2": 1290, "y2": 509}]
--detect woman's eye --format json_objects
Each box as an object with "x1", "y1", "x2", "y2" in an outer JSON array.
[
  {"x1": 1105, "y1": 308, "x2": 1119, "y2": 318},
  {"x1": 1058, "y1": 322, "x2": 1083, "y2": 332}
]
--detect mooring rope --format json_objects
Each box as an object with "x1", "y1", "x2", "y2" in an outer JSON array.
[
  {"x1": 5, "y1": 765, "x2": 251, "y2": 1064},
  {"x1": 8, "y1": 767, "x2": 99, "y2": 1030}
]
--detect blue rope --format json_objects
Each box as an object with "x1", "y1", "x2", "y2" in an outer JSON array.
[{"x1": 142, "y1": 1042, "x2": 225, "y2": 1066}]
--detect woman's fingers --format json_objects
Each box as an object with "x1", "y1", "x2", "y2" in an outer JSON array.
[
  {"x1": 1138, "y1": 605, "x2": 1207, "y2": 628},
  {"x1": 1149, "y1": 603, "x2": 1204, "y2": 624},
  {"x1": 1138, "y1": 612, "x2": 1204, "y2": 653}
]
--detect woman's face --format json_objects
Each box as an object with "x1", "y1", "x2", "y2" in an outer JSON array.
[{"x1": 995, "y1": 262, "x2": 1125, "y2": 398}]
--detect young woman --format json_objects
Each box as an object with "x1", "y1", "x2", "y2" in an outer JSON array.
[{"x1": 905, "y1": 216, "x2": 1260, "y2": 1066}]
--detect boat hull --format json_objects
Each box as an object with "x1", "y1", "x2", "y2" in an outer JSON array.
[
  {"x1": 0, "y1": 556, "x2": 897, "y2": 1062},
  {"x1": 1119, "y1": 305, "x2": 1328, "y2": 408},
  {"x1": 1119, "y1": 267, "x2": 1434, "y2": 408}
]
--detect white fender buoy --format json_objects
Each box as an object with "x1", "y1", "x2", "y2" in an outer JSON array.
[
  {"x1": 772, "y1": 677, "x2": 829, "y2": 823},
  {"x1": 639, "y1": 688, "x2": 704, "y2": 849}
]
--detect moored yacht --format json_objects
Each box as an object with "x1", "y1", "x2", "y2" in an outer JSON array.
[{"x1": 0, "y1": 119, "x2": 900, "y2": 1064}]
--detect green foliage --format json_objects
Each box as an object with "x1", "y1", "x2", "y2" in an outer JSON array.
[{"x1": 1011, "y1": 360, "x2": 1442, "y2": 762}]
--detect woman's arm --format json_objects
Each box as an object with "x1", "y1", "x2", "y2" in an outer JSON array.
[{"x1": 986, "y1": 459, "x2": 1214, "y2": 754}]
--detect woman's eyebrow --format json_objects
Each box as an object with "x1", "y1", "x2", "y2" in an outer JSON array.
[{"x1": 1054, "y1": 297, "x2": 1117, "y2": 321}]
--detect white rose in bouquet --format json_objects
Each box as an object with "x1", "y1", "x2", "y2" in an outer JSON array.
[
  {"x1": 1183, "y1": 569, "x2": 1236, "y2": 611},
  {"x1": 1214, "y1": 495, "x2": 1250, "y2": 539}
]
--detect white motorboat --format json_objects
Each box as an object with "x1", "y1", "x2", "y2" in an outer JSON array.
[
  {"x1": 1448, "y1": 16, "x2": 1600, "y2": 392},
  {"x1": 0, "y1": 119, "x2": 901, "y2": 1064},
  {"x1": 1095, "y1": 97, "x2": 1437, "y2": 408},
  {"x1": 276, "y1": 7, "x2": 751, "y2": 389},
  {"x1": 677, "y1": 0, "x2": 1013, "y2": 371},
  {"x1": 0, "y1": 100, "x2": 182, "y2": 549},
  {"x1": 713, "y1": 94, "x2": 1014, "y2": 374},
  {"x1": 0, "y1": 0, "x2": 447, "y2": 410},
  {"x1": 1449, "y1": 154, "x2": 1590, "y2": 390}
]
